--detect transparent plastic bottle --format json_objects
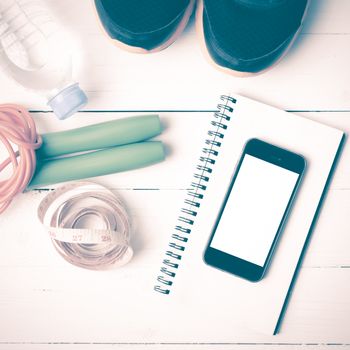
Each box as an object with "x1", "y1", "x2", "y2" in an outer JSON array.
[{"x1": 0, "y1": 0, "x2": 87, "y2": 120}]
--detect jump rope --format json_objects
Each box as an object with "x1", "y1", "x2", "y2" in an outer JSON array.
[
  {"x1": 0, "y1": 104, "x2": 165, "y2": 269},
  {"x1": 0, "y1": 105, "x2": 41, "y2": 213}
]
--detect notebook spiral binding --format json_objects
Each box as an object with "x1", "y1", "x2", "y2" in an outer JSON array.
[{"x1": 154, "y1": 95, "x2": 236, "y2": 295}]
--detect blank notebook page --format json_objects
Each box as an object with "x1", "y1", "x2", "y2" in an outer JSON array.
[{"x1": 161, "y1": 94, "x2": 344, "y2": 335}]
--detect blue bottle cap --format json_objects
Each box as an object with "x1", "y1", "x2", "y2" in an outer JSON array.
[{"x1": 48, "y1": 83, "x2": 88, "y2": 120}]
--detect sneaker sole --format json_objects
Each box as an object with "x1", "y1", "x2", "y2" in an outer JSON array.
[
  {"x1": 94, "y1": 0, "x2": 196, "y2": 54},
  {"x1": 195, "y1": 0, "x2": 310, "y2": 77}
]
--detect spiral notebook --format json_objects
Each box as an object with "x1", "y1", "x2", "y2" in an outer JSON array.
[{"x1": 153, "y1": 94, "x2": 345, "y2": 335}]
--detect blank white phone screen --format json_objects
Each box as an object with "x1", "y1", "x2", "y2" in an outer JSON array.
[{"x1": 210, "y1": 154, "x2": 299, "y2": 267}]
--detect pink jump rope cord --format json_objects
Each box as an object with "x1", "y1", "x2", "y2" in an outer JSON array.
[
  {"x1": 0, "y1": 106, "x2": 132, "y2": 269},
  {"x1": 0, "y1": 104, "x2": 42, "y2": 213}
]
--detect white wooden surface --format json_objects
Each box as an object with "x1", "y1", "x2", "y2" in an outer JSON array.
[{"x1": 0, "y1": 0, "x2": 349, "y2": 349}]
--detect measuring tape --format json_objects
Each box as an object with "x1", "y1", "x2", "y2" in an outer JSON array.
[{"x1": 38, "y1": 182, "x2": 133, "y2": 269}]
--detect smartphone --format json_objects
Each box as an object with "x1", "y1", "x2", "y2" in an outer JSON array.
[{"x1": 204, "y1": 138, "x2": 306, "y2": 282}]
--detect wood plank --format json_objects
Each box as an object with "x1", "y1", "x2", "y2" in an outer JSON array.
[
  {"x1": 302, "y1": 0, "x2": 350, "y2": 34},
  {"x1": 0, "y1": 345, "x2": 349, "y2": 350},
  {"x1": 0, "y1": 265, "x2": 348, "y2": 343},
  {"x1": 280, "y1": 268, "x2": 350, "y2": 340},
  {"x1": 0, "y1": 191, "x2": 349, "y2": 343},
  {"x1": 8, "y1": 111, "x2": 348, "y2": 190},
  {"x1": 0, "y1": 188, "x2": 348, "y2": 268},
  {"x1": 0, "y1": 1, "x2": 349, "y2": 111}
]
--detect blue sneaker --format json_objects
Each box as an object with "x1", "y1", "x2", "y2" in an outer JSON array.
[
  {"x1": 94, "y1": 0, "x2": 195, "y2": 53},
  {"x1": 197, "y1": 0, "x2": 309, "y2": 76}
]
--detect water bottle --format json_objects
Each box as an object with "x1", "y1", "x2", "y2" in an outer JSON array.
[{"x1": 0, "y1": 0, "x2": 87, "y2": 120}]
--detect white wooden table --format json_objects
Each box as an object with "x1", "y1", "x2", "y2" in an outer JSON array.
[{"x1": 0, "y1": 0, "x2": 349, "y2": 349}]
